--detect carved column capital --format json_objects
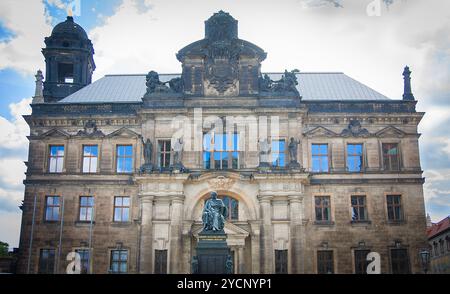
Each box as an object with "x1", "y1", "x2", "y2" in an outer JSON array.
[{"x1": 257, "y1": 195, "x2": 273, "y2": 204}]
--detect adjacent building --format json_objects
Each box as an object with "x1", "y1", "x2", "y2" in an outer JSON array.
[
  {"x1": 17, "y1": 11, "x2": 428, "y2": 274},
  {"x1": 427, "y1": 216, "x2": 450, "y2": 274}
]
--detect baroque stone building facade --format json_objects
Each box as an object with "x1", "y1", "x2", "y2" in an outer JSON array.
[{"x1": 17, "y1": 12, "x2": 428, "y2": 274}]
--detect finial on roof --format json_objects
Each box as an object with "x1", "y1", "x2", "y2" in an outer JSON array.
[
  {"x1": 426, "y1": 213, "x2": 432, "y2": 228},
  {"x1": 67, "y1": 5, "x2": 74, "y2": 18},
  {"x1": 32, "y1": 69, "x2": 44, "y2": 104},
  {"x1": 402, "y1": 66, "x2": 415, "y2": 101}
]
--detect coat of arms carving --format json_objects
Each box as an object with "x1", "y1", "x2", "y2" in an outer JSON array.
[{"x1": 207, "y1": 176, "x2": 235, "y2": 191}]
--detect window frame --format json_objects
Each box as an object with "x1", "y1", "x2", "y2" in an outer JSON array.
[
  {"x1": 38, "y1": 248, "x2": 56, "y2": 274},
  {"x1": 390, "y1": 248, "x2": 411, "y2": 274},
  {"x1": 78, "y1": 196, "x2": 94, "y2": 222},
  {"x1": 381, "y1": 142, "x2": 401, "y2": 171},
  {"x1": 48, "y1": 145, "x2": 65, "y2": 173},
  {"x1": 109, "y1": 249, "x2": 128, "y2": 274},
  {"x1": 274, "y1": 249, "x2": 288, "y2": 274},
  {"x1": 351, "y1": 195, "x2": 368, "y2": 222},
  {"x1": 271, "y1": 138, "x2": 286, "y2": 168},
  {"x1": 386, "y1": 194, "x2": 404, "y2": 222},
  {"x1": 154, "y1": 249, "x2": 168, "y2": 274},
  {"x1": 113, "y1": 196, "x2": 131, "y2": 223},
  {"x1": 157, "y1": 139, "x2": 172, "y2": 168},
  {"x1": 346, "y1": 143, "x2": 364, "y2": 172},
  {"x1": 354, "y1": 249, "x2": 371, "y2": 274},
  {"x1": 317, "y1": 250, "x2": 334, "y2": 274},
  {"x1": 311, "y1": 143, "x2": 329, "y2": 173},
  {"x1": 74, "y1": 248, "x2": 92, "y2": 274},
  {"x1": 82, "y1": 145, "x2": 99, "y2": 174},
  {"x1": 203, "y1": 132, "x2": 240, "y2": 170},
  {"x1": 44, "y1": 195, "x2": 61, "y2": 222},
  {"x1": 115, "y1": 144, "x2": 133, "y2": 174},
  {"x1": 447, "y1": 236, "x2": 450, "y2": 252},
  {"x1": 314, "y1": 196, "x2": 332, "y2": 223}
]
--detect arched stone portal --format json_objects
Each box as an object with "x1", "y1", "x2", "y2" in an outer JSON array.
[{"x1": 189, "y1": 189, "x2": 260, "y2": 274}]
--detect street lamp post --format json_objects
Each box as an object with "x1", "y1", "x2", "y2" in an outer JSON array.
[{"x1": 419, "y1": 250, "x2": 430, "y2": 274}]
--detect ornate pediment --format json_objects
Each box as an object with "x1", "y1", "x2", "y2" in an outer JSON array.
[
  {"x1": 39, "y1": 128, "x2": 70, "y2": 139},
  {"x1": 375, "y1": 126, "x2": 406, "y2": 138},
  {"x1": 208, "y1": 176, "x2": 235, "y2": 191},
  {"x1": 106, "y1": 127, "x2": 140, "y2": 139},
  {"x1": 303, "y1": 126, "x2": 338, "y2": 138}
]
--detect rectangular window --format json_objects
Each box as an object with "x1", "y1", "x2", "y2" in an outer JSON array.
[
  {"x1": 317, "y1": 250, "x2": 334, "y2": 274},
  {"x1": 440, "y1": 240, "x2": 445, "y2": 254},
  {"x1": 49, "y1": 145, "x2": 64, "y2": 173},
  {"x1": 434, "y1": 242, "x2": 439, "y2": 257},
  {"x1": 158, "y1": 140, "x2": 171, "y2": 168},
  {"x1": 75, "y1": 249, "x2": 91, "y2": 274},
  {"x1": 272, "y1": 140, "x2": 286, "y2": 167},
  {"x1": 82, "y1": 145, "x2": 98, "y2": 173},
  {"x1": 312, "y1": 144, "x2": 328, "y2": 172},
  {"x1": 387, "y1": 195, "x2": 403, "y2": 221},
  {"x1": 390, "y1": 248, "x2": 410, "y2": 274},
  {"x1": 116, "y1": 145, "x2": 133, "y2": 173},
  {"x1": 351, "y1": 195, "x2": 368, "y2": 221},
  {"x1": 113, "y1": 196, "x2": 130, "y2": 222},
  {"x1": 38, "y1": 249, "x2": 55, "y2": 274},
  {"x1": 354, "y1": 250, "x2": 370, "y2": 274},
  {"x1": 45, "y1": 196, "x2": 60, "y2": 221},
  {"x1": 79, "y1": 196, "x2": 94, "y2": 222},
  {"x1": 447, "y1": 237, "x2": 450, "y2": 252},
  {"x1": 347, "y1": 144, "x2": 363, "y2": 172},
  {"x1": 154, "y1": 249, "x2": 168, "y2": 274},
  {"x1": 315, "y1": 196, "x2": 331, "y2": 222},
  {"x1": 110, "y1": 250, "x2": 128, "y2": 274},
  {"x1": 275, "y1": 249, "x2": 288, "y2": 274},
  {"x1": 382, "y1": 143, "x2": 400, "y2": 171},
  {"x1": 203, "y1": 133, "x2": 239, "y2": 170}
]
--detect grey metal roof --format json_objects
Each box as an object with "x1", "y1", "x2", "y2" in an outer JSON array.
[{"x1": 58, "y1": 72, "x2": 390, "y2": 104}]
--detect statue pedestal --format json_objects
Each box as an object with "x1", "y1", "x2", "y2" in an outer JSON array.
[
  {"x1": 192, "y1": 232, "x2": 232, "y2": 274},
  {"x1": 288, "y1": 161, "x2": 301, "y2": 170},
  {"x1": 140, "y1": 163, "x2": 153, "y2": 174}
]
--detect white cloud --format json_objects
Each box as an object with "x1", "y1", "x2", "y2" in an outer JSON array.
[
  {"x1": 0, "y1": 98, "x2": 31, "y2": 249},
  {"x1": 0, "y1": 98, "x2": 31, "y2": 149},
  {"x1": 46, "y1": 0, "x2": 66, "y2": 10},
  {"x1": 0, "y1": 159, "x2": 26, "y2": 189},
  {"x1": 0, "y1": 0, "x2": 52, "y2": 75}
]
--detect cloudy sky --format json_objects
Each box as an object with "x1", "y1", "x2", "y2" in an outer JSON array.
[{"x1": 0, "y1": 0, "x2": 449, "y2": 249}]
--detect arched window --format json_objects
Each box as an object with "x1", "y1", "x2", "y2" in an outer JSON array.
[
  {"x1": 203, "y1": 195, "x2": 239, "y2": 221},
  {"x1": 222, "y1": 196, "x2": 239, "y2": 221}
]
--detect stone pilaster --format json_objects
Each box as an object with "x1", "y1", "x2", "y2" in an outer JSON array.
[
  {"x1": 249, "y1": 220, "x2": 261, "y2": 274},
  {"x1": 181, "y1": 221, "x2": 193, "y2": 273},
  {"x1": 169, "y1": 195, "x2": 184, "y2": 274},
  {"x1": 258, "y1": 195, "x2": 274, "y2": 273},
  {"x1": 138, "y1": 193, "x2": 154, "y2": 273},
  {"x1": 288, "y1": 194, "x2": 304, "y2": 274},
  {"x1": 237, "y1": 246, "x2": 245, "y2": 274}
]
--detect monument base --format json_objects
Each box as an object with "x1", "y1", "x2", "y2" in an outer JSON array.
[
  {"x1": 139, "y1": 163, "x2": 153, "y2": 174},
  {"x1": 192, "y1": 232, "x2": 232, "y2": 274}
]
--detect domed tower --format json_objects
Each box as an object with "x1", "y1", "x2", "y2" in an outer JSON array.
[{"x1": 42, "y1": 16, "x2": 95, "y2": 102}]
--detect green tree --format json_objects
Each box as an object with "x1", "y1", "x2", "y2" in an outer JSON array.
[{"x1": 0, "y1": 241, "x2": 9, "y2": 256}]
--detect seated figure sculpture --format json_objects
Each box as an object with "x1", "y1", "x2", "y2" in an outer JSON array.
[{"x1": 202, "y1": 191, "x2": 228, "y2": 233}]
